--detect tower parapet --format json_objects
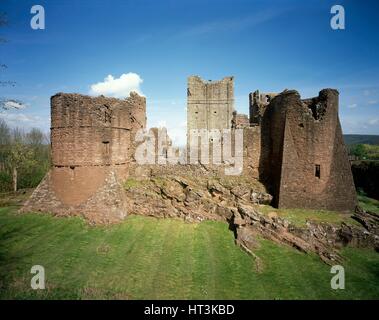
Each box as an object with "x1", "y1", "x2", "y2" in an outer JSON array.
[
  {"x1": 187, "y1": 76, "x2": 234, "y2": 132},
  {"x1": 22, "y1": 92, "x2": 146, "y2": 223}
]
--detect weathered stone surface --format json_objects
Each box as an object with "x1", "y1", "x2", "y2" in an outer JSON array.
[
  {"x1": 353, "y1": 207, "x2": 379, "y2": 234},
  {"x1": 256, "y1": 88, "x2": 357, "y2": 212},
  {"x1": 230, "y1": 185, "x2": 251, "y2": 201},
  {"x1": 22, "y1": 92, "x2": 146, "y2": 223},
  {"x1": 187, "y1": 76, "x2": 234, "y2": 134},
  {"x1": 22, "y1": 170, "x2": 128, "y2": 224},
  {"x1": 186, "y1": 76, "x2": 356, "y2": 212},
  {"x1": 124, "y1": 166, "x2": 376, "y2": 264},
  {"x1": 207, "y1": 180, "x2": 229, "y2": 197},
  {"x1": 232, "y1": 112, "x2": 250, "y2": 128},
  {"x1": 124, "y1": 168, "x2": 269, "y2": 223},
  {"x1": 231, "y1": 203, "x2": 379, "y2": 264},
  {"x1": 22, "y1": 75, "x2": 358, "y2": 227},
  {"x1": 250, "y1": 191, "x2": 273, "y2": 205}
]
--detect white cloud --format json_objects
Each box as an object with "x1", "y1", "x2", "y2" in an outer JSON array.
[
  {"x1": 1, "y1": 99, "x2": 27, "y2": 110},
  {"x1": 367, "y1": 100, "x2": 378, "y2": 105},
  {"x1": 89, "y1": 72, "x2": 144, "y2": 98},
  {"x1": 347, "y1": 103, "x2": 357, "y2": 109}
]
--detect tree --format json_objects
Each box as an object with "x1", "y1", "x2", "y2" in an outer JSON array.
[
  {"x1": 8, "y1": 129, "x2": 37, "y2": 192},
  {"x1": 351, "y1": 144, "x2": 367, "y2": 160},
  {"x1": 0, "y1": 118, "x2": 10, "y2": 145},
  {"x1": 25, "y1": 128, "x2": 51, "y2": 183},
  {"x1": 0, "y1": 119, "x2": 50, "y2": 192},
  {"x1": 0, "y1": 118, "x2": 10, "y2": 172}
]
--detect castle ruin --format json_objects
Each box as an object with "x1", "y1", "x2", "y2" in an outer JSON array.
[
  {"x1": 187, "y1": 76, "x2": 234, "y2": 133},
  {"x1": 186, "y1": 76, "x2": 356, "y2": 211},
  {"x1": 23, "y1": 75, "x2": 357, "y2": 222},
  {"x1": 23, "y1": 92, "x2": 146, "y2": 223},
  {"x1": 253, "y1": 88, "x2": 357, "y2": 211}
]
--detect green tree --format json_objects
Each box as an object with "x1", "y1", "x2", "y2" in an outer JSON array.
[
  {"x1": 0, "y1": 121, "x2": 50, "y2": 192},
  {"x1": 0, "y1": 119, "x2": 11, "y2": 189},
  {"x1": 9, "y1": 140, "x2": 37, "y2": 192},
  {"x1": 351, "y1": 144, "x2": 368, "y2": 159}
]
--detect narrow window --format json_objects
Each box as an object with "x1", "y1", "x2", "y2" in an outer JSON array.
[
  {"x1": 104, "y1": 111, "x2": 111, "y2": 123},
  {"x1": 69, "y1": 166, "x2": 75, "y2": 180},
  {"x1": 315, "y1": 164, "x2": 321, "y2": 178},
  {"x1": 103, "y1": 141, "x2": 110, "y2": 155},
  {"x1": 102, "y1": 105, "x2": 112, "y2": 123}
]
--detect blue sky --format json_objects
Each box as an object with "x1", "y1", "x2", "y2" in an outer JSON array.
[{"x1": 1, "y1": 0, "x2": 379, "y2": 145}]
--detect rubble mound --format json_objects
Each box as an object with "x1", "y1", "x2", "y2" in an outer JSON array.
[
  {"x1": 124, "y1": 169, "x2": 379, "y2": 265},
  {"x1": 124, "y1": 167, "x2": 270, "y2": 222}
]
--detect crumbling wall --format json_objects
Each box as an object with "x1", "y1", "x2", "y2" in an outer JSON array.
[
  {"x1": 22, "y1": 92, "x2": 146, "y2": 223},
  {"x1": 242, "y1": 127, "x2": 261, "y2": 179},
  {"x1": 249, "y1": 90, "x2": 278, "y2": 125},
  {"x1": 23, "y1": 74, "x2": 358, "y2": 223},
  {"x1": 262, "y1": 89, "x2": 357, "y2": 211},
  {"x1": 232, "y1": 112, "x2": 250, "y2": 128}
]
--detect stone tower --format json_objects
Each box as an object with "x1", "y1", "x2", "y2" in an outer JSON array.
[
  {"x1": 259, "y1": 89, "x2": 357, "y2": 211},
  {"x1": 187, "y1": 76, "x2": 234, "y2": 133},
  {"x1": 22, "y1": 92, "x2": 146, "y2": 223}
]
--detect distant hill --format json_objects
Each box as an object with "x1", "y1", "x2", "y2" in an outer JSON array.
[{"x1": 343, "y1": 135, "x2": 379, "y2": 146}]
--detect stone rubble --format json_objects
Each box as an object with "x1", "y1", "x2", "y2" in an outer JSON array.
[{"x1": 124, "y1": 170, "x2": 379, "y2": 264}]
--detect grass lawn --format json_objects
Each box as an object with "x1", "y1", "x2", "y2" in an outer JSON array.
[
  {"x1": 0, "y1": 206, "x2": 378, "y2": 300},
  {"x1": 358, "y1": 194, "x2": 379, "y2": 215},
  {"x1": 257, "y1": 205, "x2": 360, "y2": 227}
]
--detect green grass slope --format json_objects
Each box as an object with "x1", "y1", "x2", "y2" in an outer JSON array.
[
  {"x1": 358, "y1": 194, "x2": 379, "y2": 215},
  {"x1": 0, "y1": 207, "x2": 378, "y2": 300}
]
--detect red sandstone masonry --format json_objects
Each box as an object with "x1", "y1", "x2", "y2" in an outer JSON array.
[
  {"x1": 22, "y1": 92, "x2": 146, "y2": 223},
  {"x1": 261, "y1": 89, "x2": 357, "y2": 211},
  {"x1": 23, "y1": 76, "x2": 357, "y2": 223}
]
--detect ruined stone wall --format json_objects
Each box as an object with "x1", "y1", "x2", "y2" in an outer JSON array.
[
  {"x1": 23, "y1": 74, "x2": 358, "y2": 223},
  {"x1": 22, "y1": 92, "x2": 146, "y2": 223},
  {"x1": 242, "y1": 126, "x2": 263, "y2": 179},
  {"x1": 249, "y1": 90, "x2": 278, "y2": 125},
  {"x1": 232, "y1": 112, "x2": 250, "y2": 128},
  {"x1": 187, "y1": 76, "x2": 234, "y2": 133},
  {"x1": 185, "y1": 76, "x2": 265, "y2": 178},
  {"x1": 263, "y1": 89, "x2": 357, "y2": 211},
  {"x1": 51, "y1": 92, "x2": 145, "y2": 168},
  {"x1": 187, "y1": 76, "x2": 235, "y2": 166}
]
